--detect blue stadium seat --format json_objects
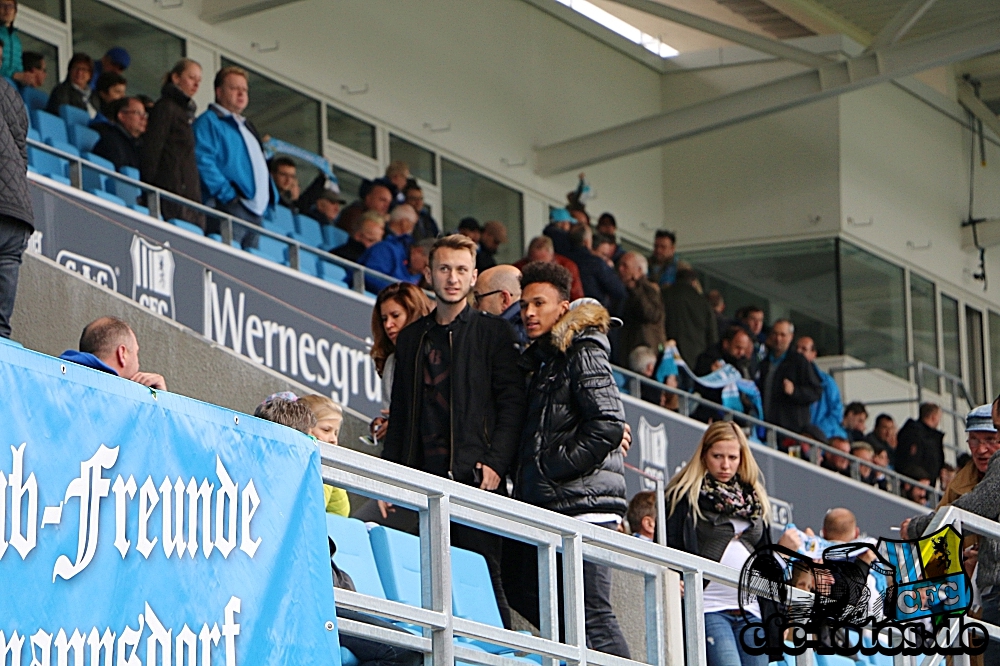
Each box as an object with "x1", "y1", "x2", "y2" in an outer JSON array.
[
  {"x1": 326, "y1": 515, "x2": 388, "y2": 600},
  {"x1": 31, "y1": 109, "x2": 67, "y2": 144},
  {"x1": 88, "y1": 189, "x2": 127, "y2": 207},
  {"x1": 58, "y1": 104, "x2": 91, "y2": 128},
  {"x1": 247, "y1": 235, "x2": 289, "y2": 265},
  {"x1": 298, "y1": 250, "x2": 322, "y2": 278},
  {"x1": 112, "y1": 166, "x2": 143, "y2": 207},
  {"x1": 29, "y1": 145, "x2": 71, "y2": 183},
  {"x1": 168, "y1": 219, "x2": 206, "y2": 236},
  {"x1": 208, "y1": 233, "x2": 223, "y2": 242},
  {"x1": 369, "y1": 526, "x2": 423, "y2": 609},
  {"x1": 292, "y1": 214, "x2": 324, "y2": 248},
  {"x1": 320, "y1": 261, "x2": 349, "y2": 287},
  {"x1": 82, "y1": 152, "x2": 114, "y2": 193},
  {"x1": 27, "y1": 128, "x2": 40, "y2": 142},
  {"x1": 68, "y1": 124, "x2": 100, "y2": 153},
  {"x1": 323, "y1": 224, "x2": 349, "y2": 251},
  {"x1": 262, "y1": 205, "x2": 296, "y2": 236},
  {"x1": 130, "y1": 205, "x2": 150, "y2": 215},
  {"x1": 21, "y1": 87, "x2": 48, "y2": 114}
]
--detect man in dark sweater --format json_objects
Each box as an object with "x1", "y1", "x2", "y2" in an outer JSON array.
[
  {"x1": 93, "y1": 96, "x2": 146, "y2": 170},
  {"x1": 331, "y1": 216, "x2": 383, "y2": 263},
  {"x1": 756, "y1": 319, "x2": 822, "y2": 437},
  {"x1": 894, "y1": 402, "x2": 945, "y2": 482},
  {"x1": 662, "y1": 268, "x2": 718, "y2": 365}
]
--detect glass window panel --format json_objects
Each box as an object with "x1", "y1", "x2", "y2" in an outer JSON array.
[
  {"x1": 72, "y1": 0, "x2": 184, "y2": 99},
  {"x1": 441, "y1": 158, "x2": 523, "y2": 265},
  {"x1": 17, "y1": 32, "x2": 58, "y2": 94},
  {"x1": 966, "y1": 306, "x2": 985, "y2": 404},
  {"x1": 910, "y1": 273, "x2": 939, "y2": 391},
  {"x1": 326, "y1": 106, "x2": 375, "y2": 158},
  {"x1": 331, "y1": 165, "x2": 365, "y2": 203},
  {"x1": 839, "y1": 241, "x2": 907, "y2": 378},
  {"x1": 942, "y1": 294, "x2": 961, "y2": 393},
  {"x1": 19, "y1": 0, "x2": 62, "y2": 21},
  {"x1": 222, "y1": 57, "x2": 321, "y2": 154},
  {"x1": 390, "y1": 134, "x2": 435, "y2": 185},
  {"x1": 989, "y1": 311, "x2": 1000, "y2": 400},
  {"x1": 683, "y1": 240, "x2": 840, "y2": 357}
]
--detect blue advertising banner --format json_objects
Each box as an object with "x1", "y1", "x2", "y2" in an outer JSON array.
[{"x1": 0, "y1": 343, "x2": 340, "y2": 665}]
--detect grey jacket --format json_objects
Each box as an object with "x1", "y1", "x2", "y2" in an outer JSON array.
[
  {"x1": 0, "y1": 77, "x2": 33, "y2": 228},
  {"x1": 908, "y1": 449, "x2": 1000, "y2": 588}
]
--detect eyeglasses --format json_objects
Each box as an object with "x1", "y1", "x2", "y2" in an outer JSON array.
[
  {"x1": 123, "y1": 109, "x2": 148, "y2": 118},
  {"x1": 968, "y1": 437, "x2": 1000, "y2": 449},
  {"x1": 473, "y1": 290, "x2": 503, "y2": 305},
  {"x1": 0, "y1": 2, "x2": 16, "y2": 9}
]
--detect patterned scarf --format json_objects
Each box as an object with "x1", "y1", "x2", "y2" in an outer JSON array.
[{"x1": 698, "y1": 473, "x2": 762, "y2": 520}]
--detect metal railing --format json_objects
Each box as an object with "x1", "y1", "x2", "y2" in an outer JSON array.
[
  {"x1": 26, "y1": 138, "x2": 400, "y2": 294},
  {"x1": 827, "y1": 361, "x2": 974, "y2": 457},
  {"x1": 320, "y1": 442, "x2": 719, "y2": 666},
  {"x1": 613, "y1": 365, "x2": 944, "y2": 506}
]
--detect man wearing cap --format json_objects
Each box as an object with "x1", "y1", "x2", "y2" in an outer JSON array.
[
  {"x1": 90, "y1": 47, "x2": 129, "y2": 89},
  {"x1": 544, "y1": 207, "x2": 575, "y2": 256},
  {"x1": 900, "y1": 402, "x2": 1000, "y2": 665},
  {"x1": 512, "y1": 260, "x2": 631, "y2": 658},
  {"x1": 306, "y1": 188, "x2": 347, "y2": 227}
]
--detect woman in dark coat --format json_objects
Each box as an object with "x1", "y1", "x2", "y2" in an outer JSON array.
[
  {"x1": 140, "y1": 58, "x2": 204, "y2": 227},
  {"x1": 666, "y1": 421, "x2": 797, "y2": 666},
  {"x1": 45, "y1": 53, "x2": 97, "y2": 117}
]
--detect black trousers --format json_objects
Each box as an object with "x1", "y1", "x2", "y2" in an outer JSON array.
[
  {"x1": 0, "y1": 215, "x2": 31, "y2": 339},
  {"x1": 503, "y1": 522, "x2": 631, "y2": 658}
]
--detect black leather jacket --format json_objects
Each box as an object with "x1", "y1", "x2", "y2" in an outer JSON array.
[
  {"x1": 382, "y1": 305, "x2": 526, "y2": 484},
  {"x1": 515, "y1": 303, "x2": 627, "y2": 517}
]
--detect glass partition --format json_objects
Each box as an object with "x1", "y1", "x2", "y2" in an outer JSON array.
[
  {"x1": 684, "y1": 239, "x2": 840, "y2": 357},
  {"x1": 18, "y1": 32, "x2": 58, "y2": 94},
  {"x1": 332, "y1": 165, "x2": 365, "y2": 203},
  {"x1": 839, "y1": 242, "x2": 907, "y2": 378},
  {"x1": 222, "y1": 57, "x2": 321, "y2": 154},
  {"x1": 390, "y1": 134, "x2": 436, "y2": 185},
  {"x1": 19, "y1": 0, "x2": 62, "y2": 21},
  {"x1": 990, "y1": 311, "x2": 1000, "y2": 399},
  {"x1": 72, "y1": 0, "x2": 184, "y2": 99},
  {"x1": 910, "y1": 273, "x2": 939, "y2": 390},
  {"x1": 942, "y1": 294, "x2": 961, "y2": 392},
  {"x1": 327, "y1": 105, "x2": 376, "y2": 159},
  {"x1": 441, "y1": 158, "x2": 523, "y2": 265},
  {"x1": 966, "y1": 306, "x2": 985, "y2": 404}
]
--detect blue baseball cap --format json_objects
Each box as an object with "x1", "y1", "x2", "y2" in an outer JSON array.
[
  {"x1": 966, "y1": 404, "x2": 996, "y2": 432},
  {"x1": 550, "y1": 208, "x2": 573, "y2": 223},
  {"x1": 105, "y1": 47, "x2": 131, "y2": 69}
]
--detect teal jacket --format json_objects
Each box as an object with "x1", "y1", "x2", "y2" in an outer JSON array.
[{"x1": 0, "y1": 25, "x2": 22, "y2": 80}]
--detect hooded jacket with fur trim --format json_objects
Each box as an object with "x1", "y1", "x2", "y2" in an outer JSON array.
[{"x1": 515, "y1": 302, "x2": 627, "y2": 517}]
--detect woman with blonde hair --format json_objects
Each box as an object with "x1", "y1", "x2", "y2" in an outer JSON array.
[
  {"x1": 299, "y1": 393, "x2": 350, "y2": 517},
  {"x1": 368, "y1": 282, "x2": 433, "y2": 439},
  {"x1": 666, "y1": 421, "x2": 794, "y2": 666}
]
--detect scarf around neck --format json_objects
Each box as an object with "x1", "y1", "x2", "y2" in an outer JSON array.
[{"x1": 699, "y1": 473, "x2": 762, "y2": 520}]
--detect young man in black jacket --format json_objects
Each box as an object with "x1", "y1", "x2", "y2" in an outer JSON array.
[
  {"x1": 756, "y1": 319, "x2": 823, "y2": 443},
  {"x1": 513, "y1": 262, "x2": 630, "y2": 658},
  {"x1": 381, "y1": 233, "x2": 526, "y2": 628}
]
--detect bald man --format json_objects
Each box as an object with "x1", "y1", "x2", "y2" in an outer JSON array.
[
  {"x1": 821, "y1": 508, "x2": 860, "y2": 543},
  {"x1": 59, "y1": 316, "x2": 167, "y2": 390},
  {"x1": 473, "y1": 264, "x2": 526, "y2": 347}
]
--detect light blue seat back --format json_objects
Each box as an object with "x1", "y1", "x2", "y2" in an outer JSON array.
[
  {"x1": 326, "y1": 515, "x2": 387, "y2": 600},
  {"x1": 82, "y1": 152, "x2": 114, "y2": 192},
  {"x1": 320, "y1": 261, "x2": 348, "y2": 287},
  {"x1": 168, "y1": 219, "x2": 205, "y2": 235},
  {"x1": 451, "y1": 545, "x2": 509, "y2": 654},
  {"x1": 294, "y1": 214, "x2": 325, "y2": 248},
  {"x1": 368, "y1": 525, "x2": 423, "y2": 608},
  {"x1": 298, "y1": 250, "x2": 322, "y2": 278},
  {"x1": 262, "y1": 205, "x2": 296, "y2": 236},
  {"x1": 90, "y1": 190, "x2": 127, "y2": 207},
  {"x1": 32, "y1": 109, "x2": 67, "y2": 144},
  {"x1": 112, "y1": 166, "x2": 143, "y2": 206},
  {"x1": 21, "y1": 87, "x2": 48, "y2": 113},
  {"x1": 58, "y1": 104, "x2": 91, "y2": 128},
  {"x1": 323, "y1": 224, "x2": 349, "y2": 251},
  {"x1": 68, "y1": 124, "x2": 100, "y2": 153},
  {"x1": 248, "y1": 235, "x2": 289, "y2": 265}
]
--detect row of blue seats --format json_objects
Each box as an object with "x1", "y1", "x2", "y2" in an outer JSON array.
[
  {"x1": 262, "y1": 205, "x2": 349, "y2": 253},
  {"x1": 327, "y1": 514, "x2": 538, "y2": 666}
]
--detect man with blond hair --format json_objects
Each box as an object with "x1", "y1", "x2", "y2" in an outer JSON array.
[{"x1": 382, "y1": 234, "x2": 526, "y2": 629}]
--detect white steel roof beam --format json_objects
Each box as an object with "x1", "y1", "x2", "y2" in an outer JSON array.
[
  {"x1": 535, "y1": 17, "x2": 1000, "y2": 175},
  {"x1": 863, "y1": 0, "x2": 940, "y2": 53}
]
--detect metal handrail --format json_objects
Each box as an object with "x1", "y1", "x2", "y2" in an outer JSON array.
[
  {"x1": 319, "y1": 441, "x2": 732, "y2": 666},
  {"x1": 612, "y1": 364, "x2": 944, "y2": 506},
  {"x1": 26, "y1": 138, "x2": 401, "y2": 295}
]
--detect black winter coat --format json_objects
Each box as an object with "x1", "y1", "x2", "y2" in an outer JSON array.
[
  {"x1": 141, "y1": 82, "x2": 202, "y2": 215},
  {"x1": 0, "y1": 77, "x2": 32, "y2": 228},
  {"x1": 515, "y1": 303, "x2": 627, "y2": 517},
  {"x1": 894, "y1": 418, "x2": 945, "y2": 481},
  {"x1": 383, "y1": 305, "x2": 526, "y2": 484},
  {"x1": 662, "y1": 282, "x2": 718, "y2": 364},
  {"x1": 93, "y1": 122, "x2": 141, "y2": 171},
  {"x1": 45, "y1": 79, "x2": 94, "y2": 117},
  {"x1": 756, "y1": 349, "x2": 822, "y2": 434}
]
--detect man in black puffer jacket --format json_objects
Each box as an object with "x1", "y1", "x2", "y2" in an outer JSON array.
[
  {"x1": 513, "y1": 261, "x2": 630, "y2": 658},
  {"x1": 0, "y1": 76, "x2": 34, "y2": 339}
]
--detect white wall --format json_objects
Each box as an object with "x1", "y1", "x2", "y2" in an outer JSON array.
[{"x1": 100, "y1": 0, "x2": 666, "y2": 249}]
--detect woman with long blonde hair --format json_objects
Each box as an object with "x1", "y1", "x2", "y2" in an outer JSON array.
[{"x1": 666, "y1": 421, "x2": 793, "y2": 666}]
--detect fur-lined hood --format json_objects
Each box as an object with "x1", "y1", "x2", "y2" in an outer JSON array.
[{"x1": 550, "y1": 303, "x2": 611, "y2": 353}]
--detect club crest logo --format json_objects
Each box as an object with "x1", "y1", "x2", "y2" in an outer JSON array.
[
  {"x1": 638, "y1": 416, "x2": 666, "y2": 490},
  {"x1": 130, "y1": 236, "x2": 176, "y2": 319}
]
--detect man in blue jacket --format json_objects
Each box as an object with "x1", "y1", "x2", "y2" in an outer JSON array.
[
  {"x1": 60, "y1": 316, "x2": 167, "y2": 390},
  {"x1": 193, "y1": 65, "x2": 274, "y2": 247},
  {"x1": 358, "y1": 204, "x2": 419, "y2": 292},
  {"x1": 796, "y1": 335, "x2": 846, "y2": 440}
]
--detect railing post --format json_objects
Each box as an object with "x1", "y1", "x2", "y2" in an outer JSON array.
[
  {"x1": 766, "y1": 428, "x2": 778, "y2": 449},
  {"x1": 221, "y1": 215, "x2": 234, "y2": 247},
  {"x1": 655, "y1": 477, "x2": 667, "y2": 548},
  {"x1": 147, "y1": 190, "x2": 161, "y2": 220},
  {"x1": 537, "y1": 542, "x2": 559, "y2": 666},
  {"x1": 288, "y1": 242, "x2": 300, "y2": 270},
  {"x1": 562, "y1": 533, "x2": 587, "y2": 666},
  {"x1": 682, "y1": 569, "x2": 707, "y2": 666},
  {"x1": 644, "y1": 570, "x2": 666, "y2": 666},
  {"x1": 69, "y1": 157, "x2": 82, "y2": 189},
  {"x1": 420, "y1": 495, "x2": 452, "y2": 666},
  {"x1": 353, "y1": 268, "x2": 366, "y2": 293},
  {"x1": 629, "y1": 376, "x2": 641, "y2": 399},
  {"x1": 951, "y1": 383, "x2": 959, "y2": 462}
]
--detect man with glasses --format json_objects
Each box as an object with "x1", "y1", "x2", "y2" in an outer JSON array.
[
  {"x1": 93, "y1": 96, "x2": 146, "y2": 170},
  {"x1": 403, "y1": 182, "x2": 438, "y2": 241},
  {"x1": 901, "y1": 402, "x2": 1000, "y2": 666},
  {"x1": 472, "y1": 264, "x2": 526, "y2": 347}
]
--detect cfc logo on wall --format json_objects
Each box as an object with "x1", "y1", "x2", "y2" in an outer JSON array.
[
  {"x1": 131, "y1": 236, "x2": 176, "y2": 319},
  {"x1": 638, "y1": 416, "x2": 666, "y2": 490}
]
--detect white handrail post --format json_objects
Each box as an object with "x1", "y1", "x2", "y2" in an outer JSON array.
[{"x1": 420, "y1": 494, "x2": 453, "y2": 666}]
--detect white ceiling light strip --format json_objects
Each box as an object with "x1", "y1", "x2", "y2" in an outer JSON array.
[{"x1": 555, "y1": 0, "x2": 679, "y2": 57}]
